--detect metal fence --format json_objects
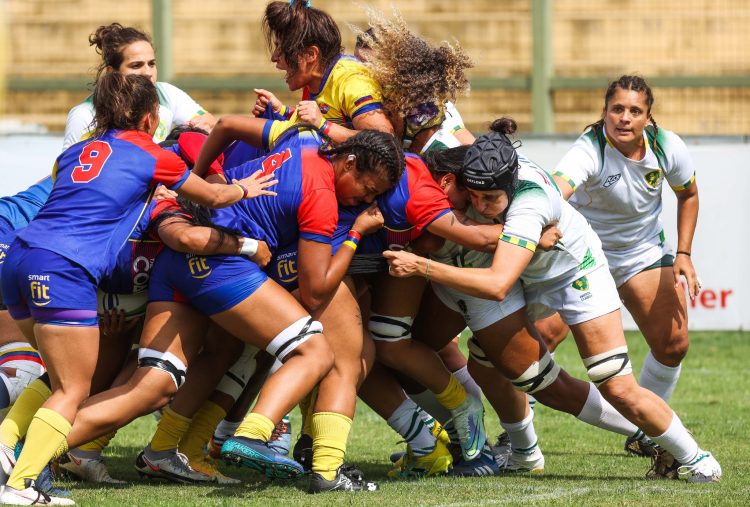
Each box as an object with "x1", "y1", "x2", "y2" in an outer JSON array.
[{"x1": 3, "y1": 0, "x2": 750, "y2": 134}]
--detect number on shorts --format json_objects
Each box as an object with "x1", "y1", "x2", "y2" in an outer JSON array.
[
  {"x1": 71, "y1": 141, "x2": 113, "y2": 183},
  {"x1": 261, "y1": 148, "x2": 292, "y2": 175}
]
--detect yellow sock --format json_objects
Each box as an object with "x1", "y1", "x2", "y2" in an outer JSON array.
[
  {"x1": 311, "y1": 412, "x2": 352, "y2": 481},
  {"x1": 7, "y1": 408, "x2": 70, "y2": 490},
  {"x1": 235, "y1": 412, "x2": 275, "y2": 442},
  {"x1": 149, "y1": 407, "x2": 191, "y2": 452},
  {"x1": 78, "y1": 431, "x2": 117, "y2": 453},
  {"x1": 435, "y1": 374, "x2": 467, "y2": 411},
  {"x1": 179, "y1": 401, "x2": 226, "y2": 461},
  {"x1": 300, "y1": 388, "x2": 318, "y2": 437},
  {"x1": 0, "y1": 378, "x2": 51, "y2": 448}
]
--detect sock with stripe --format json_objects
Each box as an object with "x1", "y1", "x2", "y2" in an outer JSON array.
[
  {"x1": 649, "y1": 412, "x2": 699, "y2": 464},
  {"x1": 387, "y1": 398, "x2": 437, "y2": 457},
  {"x1": 500, "y1": 410, "x2": 538, "y2": 454}
]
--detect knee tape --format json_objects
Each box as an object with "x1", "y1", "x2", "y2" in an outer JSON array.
[
  {"x1": 137, "y1": 348, "x2": 187, "y2": 389},
  {"x1": 467, "y1": 336, "x2": 494, "y2": 368},
  {"x1": 583, "y1": 346, "x2": 632, "y2": 386},
  {"x1": 266, "y1": 316, "x2": 322, "y2": 361},
  {"x1": 511, "y1": 351, "x2": 561, "y2": 394},
  {"x1": 368, "y1": 313, "x2": 413, "y2": 342},
  {"x1": 216, "y1": 344, "x2": 259, "y2": 400}
]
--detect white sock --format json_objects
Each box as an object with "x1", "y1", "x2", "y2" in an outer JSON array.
[
  {"x1": 409, "y1": 390, "x2": 459, "y2": 444},
  {"x1": 500, "y1": 410, "x2": 538, "y2": 453},
  {"x1": 214, "y1": 419, "x2": 242, "y2": 442},
  {"x1": 453, "y1": 365, "x2": 483, "y2": 400},
  {"x1": 649, "y1": 412, "x2": 699, "y2": 464},
  {"x1": 639, "y1": 350, "x2": 681, "y2": 401},
  {"x1": 387, "y1": 398, "x2": 437, "y2": 457},
  {"x1": 577, "y1": 382, "x2": 646, "y2": 439}
]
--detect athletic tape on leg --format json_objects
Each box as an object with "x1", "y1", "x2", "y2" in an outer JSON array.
[
  {"x1": 467, "y1": 336, "x2": 494, "y2": 368},
  {"x1": 511, "y1": 351, "x2": 561, "y2": 394},
  {"x1": 266, "y1": 316, "x2": 322, "y2": 361},
  {"x1": 583, "y1": 346, "x2": 632, "y2": 386},
  {"x1": 137, "y1": 348, "x2": 187, "y2": 389},
  {"x1": 216, "y1": 344, "x2": 259, "y2": 400},
  {"x1": 368, "y1": 313, "x2": 413, "y2": 342}
]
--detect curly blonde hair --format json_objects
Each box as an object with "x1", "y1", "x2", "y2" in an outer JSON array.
[{"x1": 356, "y1": 11, "x2": 473, "y2": 117}]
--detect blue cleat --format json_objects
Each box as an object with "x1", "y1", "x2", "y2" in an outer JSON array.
[
  {"x1": 448, "y1": 450, "x2": 499, "y2": 477},
  {"x1": 221, "y1": 436, "x2": 304, "y2": 479}
]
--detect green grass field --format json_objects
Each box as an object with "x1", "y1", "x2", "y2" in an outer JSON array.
[{"x1": 59, "y1": 331, "x2": 750, "y2": 506}]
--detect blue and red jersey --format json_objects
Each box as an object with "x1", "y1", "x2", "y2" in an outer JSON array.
[
  {"x1": 17, "y1": 130, "x2": 189, "y2": 281},
  {"x1": 377, "y1": 154, "x2": 452, "y2": 249},
  {"x1": 0, "y1": 176, "x2": 53, "y2": 236},
  {"x1": 211, "y1": 129, "x2": 337, "y2": 253}
]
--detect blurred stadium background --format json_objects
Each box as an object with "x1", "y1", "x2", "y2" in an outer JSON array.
[{"x1": 1, "y1": 0, "x2": 749, "y2": 136}]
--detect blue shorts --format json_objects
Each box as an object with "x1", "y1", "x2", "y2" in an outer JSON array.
[
  {"x1": 149, "y1": 247, "x2": 268, "y2": 315},
  {"x1": 0, "y1": 239, "x2": 98, "y2": 326}
]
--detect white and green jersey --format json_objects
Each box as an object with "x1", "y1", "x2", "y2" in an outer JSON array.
[
  {"x1": 502, "y1": 154, "x2": 604, "y2": 288},
  {"x1": 62, "y1": 81, "x2": 208, "y2": 150},
  {"x1": 431, "y1": 205, "x2": 496, "y2": 269},
  {"x1": 553, "y1": 125, "x2": 695, "y2": 251},
  {"x1": 418, "y1": 102, "x2": 467, "y2": 155}
]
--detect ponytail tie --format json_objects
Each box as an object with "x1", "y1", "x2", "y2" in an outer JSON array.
[{"x1": 290, "y1": 0, "x2": 311, "y2": 7}]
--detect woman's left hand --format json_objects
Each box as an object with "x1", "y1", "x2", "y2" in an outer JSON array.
[
  {"x1": 296, "y1": 100, "x2": 324, "y2": 128},
  {"x1": 352, "y1": 204, "x2": 384, "y2": 236},
  {"x1": 674, "y1": 253, "x2": 700, "y2": 300},
  {"x1": 383, "y1": 249, "x2": 426, "y2": 278}
]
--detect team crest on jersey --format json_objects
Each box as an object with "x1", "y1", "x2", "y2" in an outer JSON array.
[
  {"x1": 28, "y1": 275, "x2": 52, "y2": 307},
  {"x1": 644, "y1": 170, "x2": 662, "y2": 188},
  {"x1": 603, "y1": 174, "x2": 621, "y2": 188},
  {"x1": 318, "y1": 103, "x2": 331, "y2": 114},
  {"x1": 187, "y1": 255, "x2": 212, "y2": 279},
  {"x1": 275, "y1": 251, "x2": 298, "y2": 284}
]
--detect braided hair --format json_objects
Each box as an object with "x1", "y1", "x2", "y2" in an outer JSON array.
[
  {"x1": 586, "y1": 75, "x2": 658, "y2": 137},
  {"x1": 318, "y1": 130, "x2": 404, "y2": 185}
]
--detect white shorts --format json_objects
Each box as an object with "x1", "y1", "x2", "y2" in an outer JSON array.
[
  {"x1": 524, "y1": 263, "x2": 621, "y2": 326},
  {"x1": 605, "y1": 234, "x2": 674, "y2": 287},
  {"x1": 431, "y1": 280, "x2": 526, "y2": 333},
  {"x1": 0, "y1": 342, "x2": 45, "y2": 417}
]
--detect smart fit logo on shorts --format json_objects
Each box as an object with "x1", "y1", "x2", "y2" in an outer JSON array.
[
  {"x1": 276, "y1": 252, "x2": 298, "y2": 284},
  {"x1": 28, "y1": 274, "x2": 51, "y2": 306},
  {"x1": 187, "y1": 255, "x2": 212, "y2": 279}
]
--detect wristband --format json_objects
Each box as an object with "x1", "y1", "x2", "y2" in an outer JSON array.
[
  {"x1": 240, "y1": 238, "x2": 259, "y2": 257},
  {"x1": 676, "y1": 250, "x2": 691, "y2": 257},
  {"x1": 233, "y1": 183, "x2": 249, "y2": 199},
  {"x1": 424, "y1": 258, "x2": 432, "y2": 278},
  {"x1": 343, "y1": 231, "x2": 360, "y2": 252},
  {"x1": 318, "y1": 118, "x2": 332, "y2": 137}
]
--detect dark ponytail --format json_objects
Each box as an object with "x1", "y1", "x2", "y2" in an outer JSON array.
[
  {"x1": 262, "y1": 1, "x2": 342, "y2": 76},
  {"x1": 92, "y1": 72, "x2": 158, "y2": 137},
  {"x1": 585, "y1": 75, "x2": 658, "y2": 137},
  {"x1": 89, "y1": 23, "x2": 153, "y2": 83}
]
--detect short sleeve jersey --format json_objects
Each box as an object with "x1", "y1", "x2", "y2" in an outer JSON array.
[
  {"x1": 377, "y1": 154, "x2": 452, "y2": 249},
  {"x1": 419, "y1": 102, "x2": 467, "y2": 155},
  {"x1": 267, "y1": 55, "x2": 384, "y2": 142},
  {"x1": 502, "y1": 154, "x2": 602, "y2": 286},
  {"x1": 63, "y1": 82, "x2": 208, "y2": 150},
  {"x1": 211, "y1": 129, "x2": 338, "y2": 253},
  {"x1": 553, "y1": 125, "x2": 695, "y2": 251},
  {"x1": 19, "y1": 130, "x2": 189, "y2": 281},
  {"x1": 431, "y1": 205, "x2": 495, "y2": 269}
]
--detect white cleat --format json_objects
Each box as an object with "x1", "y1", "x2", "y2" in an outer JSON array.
[
  {"x1": 495, "y1": 446, "x2": 545, "y2": 473},
  {"x1": 0, "y1": 481, "x2": 74, "y2": 505},
  {"x1": 58, "y1": 453, "x2": 126, "y2": 485},
  {"x1": 678, "y1": 451, "x2": 722, "y2": 483},
  {"x1": 0, "y1": 445, "x2": 15, "y2": 485},
  {"x1": 134, "y1": 450, "x2": 212, "y2": 484}
]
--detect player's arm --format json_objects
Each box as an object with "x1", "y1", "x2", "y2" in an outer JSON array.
[
  {"x1": 156, "y1": 217, "x2": 271, "y2": 268},
  {"x1": 175, "y1": 171, "x2": 277, "y2": 209},
  {"x1": 296, "y1": 204, "x2": 383, "y2": 312},
  {"x1": 295, "y1": 101, "x2": 394, "y2": 145},
  {"x1": 425, "y1": 211, "x2": 503, "y2": 253},
  {"x1": 384, "y1": 239, "x2": 532, "y2": 301},
  {"x1": 192, "y1": 116, "x2": 270, "y2": 177},
  {"x1": 673, "y1": 181, "x2": 700, "y2": 299}
]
